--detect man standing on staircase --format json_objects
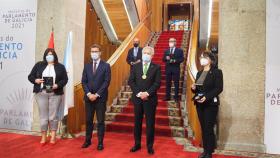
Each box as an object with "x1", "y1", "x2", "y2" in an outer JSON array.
[
  {"x1": 162, "y1": 38, "x2": 184, "y2": 102},
  {"x1": 126, "y1": 38, "x2": 142, "y2": 68},
  {"x1": 128, "y1": 46, "x2": 161, "y2": 155},
  {"x1": 81, "y1": 44, "x2": 111, "y2": 151}
]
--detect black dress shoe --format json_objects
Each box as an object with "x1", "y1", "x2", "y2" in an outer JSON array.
[
  {"x1": 147, "y1": 148, "x2": 154, "y2": 155},
  {"x1": 204, "y1": 153, "x2": 212, "y2": 158},
  {"x1": 97, "y1": 144, "x2": 104, "y2": 151},
  {"x1": 81, "y1": 142, "x2": 91, "y2": 148},
  {"x1": 198, "y1": 152, "x2": 206, "y2": 158},
  {"x1": 130, "y1": 146, "x2": 141, "y2": 152},
  {"x1": 163, "y1": 98, "x2": 171, "y2": 101}
]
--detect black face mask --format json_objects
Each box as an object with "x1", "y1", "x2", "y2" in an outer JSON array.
[{"x1": 133, "y1": 43, "x2": 139, "y2": 47}]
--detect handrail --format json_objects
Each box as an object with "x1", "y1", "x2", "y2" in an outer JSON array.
[
  {"x1": 107, "y1": 11, "x2": 152, "y2": 65},
  {"x1": 186, "y1": 0, "x2": 202, "y2": 145},
  {"x1": 187, "y1": 3, "x2": 199, "y2": 81}
]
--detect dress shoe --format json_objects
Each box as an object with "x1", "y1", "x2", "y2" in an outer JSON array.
[
  {"x1": 81, "y1": 142, "x2": 91, "y2": 148},
  {"x1": 130, "y1": 145, "x2": 141, "y2": 152},
  {"x1": 40, "y1": 142, "x2": 47, "y2": 147},
  {"x1": 97, "y1": 144, "x2": 104, "y2": 151},
  {"x1": 163, "y1": 98, "x2": 171, "y2": 101},
  {"x1": 204, "y1": 153, "x2": 212, "y2": 158},
  {"x1": 198, "y1": 152, "x2": 206, "y2": 158},
  {"x1": 147, "y1": 148, "x2": 154, "y2": 155},
  {"x1": 174, "y1": 98, "x2": 179, "y2": 102}
]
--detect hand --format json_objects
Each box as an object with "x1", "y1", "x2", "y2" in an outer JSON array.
[
  {"x1": 166, "y1": 56, "x2": 170, "y2": 60},
  {"x1": 197, "y1": 96, "x2": 206, "y2": 103},
  {"x1": 136, "y1": 59, "x2": 141, "y2": 63},
  {"x1": 191, "y1": 84, "x2": 196, "y2": 90},
  {"x1": 140, "y1": 92, "x2": 149, "y2": 100},
  {"x1": 35, "y1": 79, "x2": 44, "y2": 84},
  {"x1": 88, "y1": 94, "x2": 98, "y2": 102},
  {"x1": 52, "y1": 84, "x2": 58, "y2": 89},
  {"x1": 130, "y1": 62, "x2": 135, "y2": 65}
]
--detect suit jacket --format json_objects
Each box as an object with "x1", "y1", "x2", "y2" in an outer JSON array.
[
  {"x1": 126, "y1": 47, "x2": 142, "y2": 65},
  {"x1": 28, "y1": 61, "x2": 68, "y2": 95},
  {"x1": 162, "y1": 47, "x2": 184, "y2": 69},
  {"x1": 81, "y1": 60, "x2": 111, "y2": 103},
  {"x1": 192, "y1": 68, "x2": 223, "y2": 106},
  {"x1": 128, "y1": 62, "x2": 161, "y2": 105}
]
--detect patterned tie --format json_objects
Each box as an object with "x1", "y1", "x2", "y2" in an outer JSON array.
[
  {"x1": 143, "y1": 63, "x2": 148, "y2": 76},
  {"x1": 93, "y1": 62, "x2": 97, "y2": 74}
]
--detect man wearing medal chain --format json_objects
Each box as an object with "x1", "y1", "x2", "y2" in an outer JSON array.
[{"x1": 128, "y1": 46, "x2": 161, "y2": 155}]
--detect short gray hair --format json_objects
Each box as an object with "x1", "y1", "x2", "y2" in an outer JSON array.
[{"x1": 142, "y1": 46, "x2": 154, "y2": 55}]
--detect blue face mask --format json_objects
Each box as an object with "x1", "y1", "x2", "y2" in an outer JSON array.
[
  {"x1": 46, "y1": 55, "x2": 54, "y2": 63},
  {"x1": 91, "y1": 52, "x2": 100, "y2": 61},
  {"x1": 142, "y1": 54, "x2": 151, "y2": 63}
]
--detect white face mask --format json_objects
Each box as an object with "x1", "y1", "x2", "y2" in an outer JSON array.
[
  {"x1": 142, "y1": 54, "x2": 152, "y2": 63},
  {"x1": 46, "y1": 55, "x2": 54, "y2": 63},
  {"x1": 169, "y1": 42, "x2": 175, "y2": 48},
  {"x1": 200, "y1": 58, "x2": 209, "y2": 66},
  {"x1": 91, "y1": 52, "x2": 100, "y2": 61}
]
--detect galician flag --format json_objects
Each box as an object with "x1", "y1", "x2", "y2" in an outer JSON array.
[{"x1": 60, "y1": 31, "x2": 74, "y2": 118}]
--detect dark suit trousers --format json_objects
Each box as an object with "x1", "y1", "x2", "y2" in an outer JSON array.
[
  {"x1": 133, "y1": 100, "x2": 156, "y2": 149},
  {"x1": 165, "y1": 66, "x2": 180, "y2": 99},
  {"x1": 85, "y1": 100, "x2": 106, "y2": 143},
  {"x1": 196, "y1": 105, "x2": 218, "y2": 154}
]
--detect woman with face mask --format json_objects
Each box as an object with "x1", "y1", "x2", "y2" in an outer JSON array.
[
  {"x1": 28, "y1": 48, "x2": 68, "y2": 146},
  {"x1": 191, "y1": 51, "x2": 223, "y2": 158}
]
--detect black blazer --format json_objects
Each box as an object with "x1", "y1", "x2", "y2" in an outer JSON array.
[
  {"x1": 28, "y1": 61, "x2": 68, "y2": 95},
  {"x1": 81, "y1": 60, "x2": 111, "y2": 103},
  {"x1": 162, "y1": 47, "x2": 184, "y2": 68},
  {"x1": 126, "y1": 47, "x2": 142, "y2": 65},
  {"x1": 192, "y1": 68, "x2": 223, "y2": 106},
  {"x1": 128, "y1": 62, "x2": 161, "y2": 105}
]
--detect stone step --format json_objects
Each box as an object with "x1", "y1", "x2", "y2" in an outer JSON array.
[
  {"x1": 109, "y1": 105, "x2": 181, "y2": 117},
  {"x1": 105, "y1": 113, "x2": 183, "y2": 127}
]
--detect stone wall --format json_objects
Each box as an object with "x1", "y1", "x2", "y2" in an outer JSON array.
[{"x1": 218, "y1": 0, "x2": 266, "y2": 152}]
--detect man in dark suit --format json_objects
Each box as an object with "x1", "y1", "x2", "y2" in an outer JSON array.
[
  {"x1": 126, "y1": 38, "x2": 142, "y2": 67},
  {"x1": 128, "y1": 46, "x2": 161, "y2": 155},
  {"x1": 162, "y1": 38, "x2": 184, "y2": 102},
  {"x1": 81, "y1": 44, "x2": 111, "y2": 151}
]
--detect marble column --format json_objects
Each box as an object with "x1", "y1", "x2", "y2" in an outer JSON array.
[{"x1": 218, "y1": 0, "x2": 266, "y2": 152}]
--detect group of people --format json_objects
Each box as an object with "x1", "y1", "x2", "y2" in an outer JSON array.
[{"x1": 28, "y1": 36, "x2": 223, "y2": 158}]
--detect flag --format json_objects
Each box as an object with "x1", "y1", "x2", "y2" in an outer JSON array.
[
  {"x1": 48, "y1": 29, "x2": 55, "y2": 49},
  {"x1": 59, "y1": 31, "x2": 74, "y2": 119}
]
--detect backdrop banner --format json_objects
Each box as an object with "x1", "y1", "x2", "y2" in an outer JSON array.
[
  {"x1": 265, "y1": 0, "x2": 280, "y2": 154},
  {"x1": 0, "y1": 0, "x2": 37, "y2": 131}
]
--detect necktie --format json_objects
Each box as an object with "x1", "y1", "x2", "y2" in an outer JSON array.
[
  {"x1": 93, "y1": 62, "x2": 97, "y2": 74},
  {"x1": 170, "y1": 48, "x2": 174, "y2": 54},
  {"x1": 143, "y1": 63, "x2": 148, "y2": 76}
]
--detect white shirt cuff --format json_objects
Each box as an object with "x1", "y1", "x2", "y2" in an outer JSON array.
[{"x1": 136, "y1": 92, "x2": 142, "y2": 97}]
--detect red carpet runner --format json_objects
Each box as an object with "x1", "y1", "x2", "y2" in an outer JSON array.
[{"x1": 0, "y1": 132, "x2": 244, "y2": 158}]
